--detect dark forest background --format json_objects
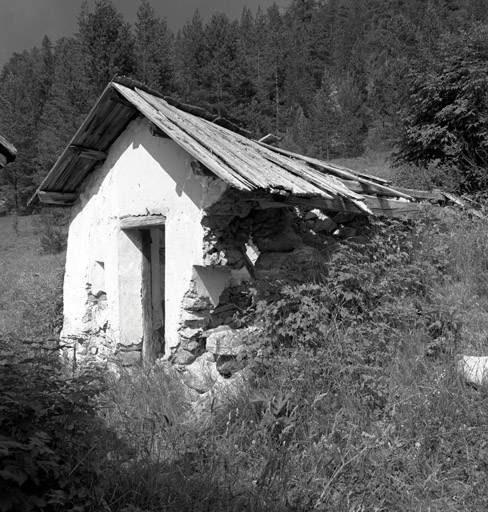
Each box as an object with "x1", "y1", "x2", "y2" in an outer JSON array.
[{"x1": 1, "y1": 0, "x2": 488, "y2": 210}]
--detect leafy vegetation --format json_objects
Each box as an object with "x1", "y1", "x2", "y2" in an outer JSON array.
[
  {"x1": 4, "y1": 206, "x2": 488, "y2": 510},
  {"x1": 3, "y1": 1, "x2": 488, "y2": 510},
  {"x1": 396, "y1": 25, "x2": 488, "y2": 192},
  {"x1": 0, "y1": 341, "x2": 105, "y2": 512}
]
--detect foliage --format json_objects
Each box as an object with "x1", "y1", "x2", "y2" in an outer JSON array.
[
  {"x1": 36, "y1": 207, "x2": 69, "y2": 255},
  {"x1": 393, "y1": 161, "x2": 465, "y2": 193},
  {"x1": 4, "y1": 207, "x2": 488, "y2": 510},
  {"x1": 77, "y1": 0, "x2": 135, "y2": 94},
  {"x1": 396, "y1": 25, "x2": 488, "y2": 192},
  {"x1": 0, "y1": 340, "x2": 106, "y2": 512},
  {"x1": 134, "y1": 0, "x2": 174, "y2": 93}
]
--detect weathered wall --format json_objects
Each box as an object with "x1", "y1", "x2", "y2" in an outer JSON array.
[
  {"x1": 61, "y1": 114, "x2": 371, "y2": 376},
  {"x1": 62, "y1": 116, "x2": 228, "y2": 365}
]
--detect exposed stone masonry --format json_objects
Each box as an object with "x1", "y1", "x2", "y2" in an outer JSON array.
[
  {"x1": 173, "y1": 192, "x2": 372, "y2": 397},
  {"x1": 69, "y1": 188, "x2": 371, "y2": 387}
]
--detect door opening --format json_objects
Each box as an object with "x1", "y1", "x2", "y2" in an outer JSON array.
[{"x1": 141, "y1": 227, "x2": 165, "y2": 365}]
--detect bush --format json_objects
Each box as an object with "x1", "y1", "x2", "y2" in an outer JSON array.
[
  {"x1": 396, "y1": 25, "x2": 488, "y2": 193},
  {"x1": 393, "y1": 162, "x2": 465, "y2": 193},
  {"x1": 5, "y1": 206, "x2": 488, "y2": 511},
  {"x1": 0, "y1": 340, "x2": 107, "y2": 512},
  {"x1": 35, "y1": 208, "x2": 69, "y2": 255}
]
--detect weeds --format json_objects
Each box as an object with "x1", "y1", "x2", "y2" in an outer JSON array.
[{"x1": 3, "y1": 207, "x2": 488, "y2": 510}]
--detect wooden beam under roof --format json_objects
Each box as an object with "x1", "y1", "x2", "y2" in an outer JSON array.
[
  {"x1": 149, "y1": 123, "x2": 170, "y2": 138},
  {"x1": 339, "y1": 179, "x2": 446, "y2": 201},
  {"x1": 109, "y1": 90, "x2": 136, "y2": 109},
  {"x1": 37, "y1": 191, "x2": 77, "y2": 205},
  {"x1": 69, "y1": 145, "x2": 107, "y2": 161},
  {"x1": 260, "y1": 194, "x2": 420, "y2": 218}
]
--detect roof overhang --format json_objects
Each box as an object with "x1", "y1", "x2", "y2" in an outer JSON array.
[
  {"x1": 0, "y1": 134, "x2": 17, "y2": 168},
  {"x1": 28, "y1": 81, "x2": 140, "y2": 206},
  {"x1": 29, "y1": 77, "x2": 438, "y2": 218}
]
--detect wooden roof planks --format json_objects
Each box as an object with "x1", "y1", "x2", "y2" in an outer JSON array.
[{"x1": 30, "y1": 77, "x2": 447, "y2": 218}]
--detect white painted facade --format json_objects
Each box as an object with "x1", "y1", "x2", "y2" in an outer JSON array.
[{"x1": 62, "y1": 117, "x2": 228, "y2": 357}]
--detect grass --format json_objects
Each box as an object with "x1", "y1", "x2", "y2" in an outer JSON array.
[
  {"x1": 3, "y1": 202, "x2": 488, "y2": 510},
  {"x1": 331, "y1": 150, "x2": 396, "y2": 182},
  {"x1": 0, "y1": 214, "x2": 65, "y2": 337}
]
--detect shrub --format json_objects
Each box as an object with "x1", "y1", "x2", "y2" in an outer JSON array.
[
  {"x1": 0, "y1": 340, "x2": 107, "y2": 512},
  {"x1": 35, "y1": 208, "x2": 69, "y2": 255},
  {"x1": 393, "y1": 162, "x2": 464, "y2": 193}
]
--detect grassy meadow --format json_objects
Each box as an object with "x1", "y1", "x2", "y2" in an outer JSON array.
[
  {"x1": 0, "y1": 214, "x2": 65, "y2": 338},
  {"x1": 3, "y1": 188, "x2": 488, "y2": 511}
]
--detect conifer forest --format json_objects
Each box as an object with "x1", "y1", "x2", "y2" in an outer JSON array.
[{"x1": 1, "y1": 0, "x2": 488, "y2": 210}]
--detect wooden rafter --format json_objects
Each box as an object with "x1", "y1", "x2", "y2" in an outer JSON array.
[{"x1": 69, "y1": 145, "x2": 107, "y2": 161}]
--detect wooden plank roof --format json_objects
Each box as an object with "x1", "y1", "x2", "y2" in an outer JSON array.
[
  {"x1": 29, "y1": 77, "x2": 439, "y2": 216},
  {"x1": 0, "y1": 134, "x2": 17, "y2": 168}
]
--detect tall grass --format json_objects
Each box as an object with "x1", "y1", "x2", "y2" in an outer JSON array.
[
  {"x1": 0, "y1": 215, "x2": 65, "y2": 338},
  {"x1": 3, "y1": 207, "x2": 488, "y2": 511}
]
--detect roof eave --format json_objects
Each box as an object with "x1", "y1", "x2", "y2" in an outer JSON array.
[{"x1": 28, "y1": 81, "x2": 135, "y2": 206}]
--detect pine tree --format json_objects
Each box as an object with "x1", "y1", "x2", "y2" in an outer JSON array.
[
  {"x1": 174, "y1": 10, "x2": 206, "y2": 103},
  {"x1": 35, "y1": 36, "x2": 95, "y2": 183},
  {"x1": 0, "y1": 49, "x2": 50, "y2": 210},
  {"x1": 78, "y1": 0, "x2": 135, "y2": 94},
  {"x1": 282, "y1": 0, "x2": 318, "y2": 110},
  {"x1": 201, "y1": 12, "x2": 239, "y2": 112},
  {"x1": 309, "y1": 73, "x2": 340, "y2": 159},
  {"x1": 134, "y1": 0, "x2": 173, "y2": 93}
]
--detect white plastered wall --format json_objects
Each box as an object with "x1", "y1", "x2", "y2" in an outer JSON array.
[{"x1": 62, "y1": 116, "x2": 228, "y2": 353}]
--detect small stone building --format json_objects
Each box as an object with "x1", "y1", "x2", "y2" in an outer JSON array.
[{"x1": 30, "y1": 77, "x2": 422, "y2": 371}]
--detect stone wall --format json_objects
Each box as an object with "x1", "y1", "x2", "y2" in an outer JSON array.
[{"x1": 171, "y1": 191, "x2": 372, "y2": 397}]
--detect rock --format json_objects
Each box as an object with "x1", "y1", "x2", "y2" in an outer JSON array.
[
  {"x1": 333, "y1": 212, "x2": 358, "y2": 224},
  {"x1": 303, "y1": 210, "x2": 318, "y2": 221},
  {"x1": 204, "y1": 325, "x2": 245, "y2": 356},
  {"x1": 116, "y1": 342, "x2": 143, "y2": 352},
  {"x1": 216, "y1": 355, "x2": 241, "y2": 377},
  {"x1": 457, "y1": 356, "x2": 488, "y2": 385},
  {"x1": 178, "y1": 327, "x2": 203, "y2": 340},
  {"x1": 182, "y1": 353, "x2": 220, "y2": 393},
  {"x1": 313, "y1": 217, "x2": 337, "y2": 234},
  {"x1": 253, "y1": 224, "x2": 303, "y2": 253},
  {"x1": 77, "y1": 344, "x2": 88, "y2": 356},
  {"x1": 117, "y1": 351, "x2": 141, "y2": 367},
  {"x1": 333, "y1": 227, "x2": 357, "y2": 239},
  {"x1": 180, "y1": 310, "x2": 210, "y2": 328},
  {"x1": 181, "y1": 295, "x2": 212, "y2": 312},
  {"x1": 174, "y1": 349, "x2": 196, "y2": 365},
  {"x1": 194, "y1": 368, "x2": 251, "y2": 417},
  {"x1": 186, "y1": 340, "x2": 202, "y2": 352}
]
